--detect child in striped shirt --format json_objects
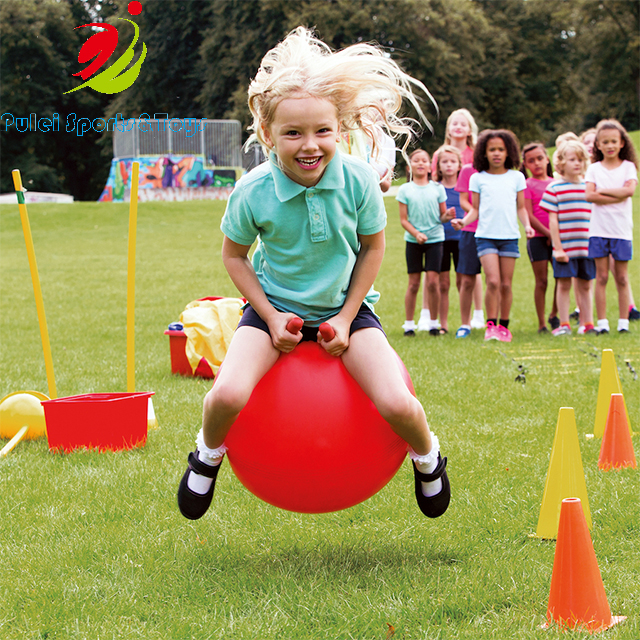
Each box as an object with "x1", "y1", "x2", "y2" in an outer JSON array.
[{"x1": 541, "y1": 140, "x2": 595, "y2": 335}]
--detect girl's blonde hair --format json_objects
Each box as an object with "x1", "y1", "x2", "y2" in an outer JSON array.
[
  {"x1": 433, "y1": 144, "x2": 462, "y2": 182},
  {"x1": 246, "y1": 27, "x2": 435, "y2": 163},
  {"x1": 552, "y1": 132, "x2": 580, "y2": 171},
  {"x1": 554, "y1": 140, "x2": 589, "y2": 176},
  {"x1": 444, "y1": 108, "x2": 478, "y2": 149}
]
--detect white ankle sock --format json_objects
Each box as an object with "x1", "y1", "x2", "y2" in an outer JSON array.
[
  {"x1": 187, "y1": 431, "x2": 227, "y2": 494},
  {"x1": 409, "y1": 435, "x2": 442, "y2": 497},
  {"x1": 618, "y1": 318, "x2": 629, "y2": 331}
]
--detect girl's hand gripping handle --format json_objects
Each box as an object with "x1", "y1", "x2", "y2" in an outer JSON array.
[
  {"x1": 319, "y1": 322, "x2": 336, "y2": 341},
  {"x1": 286, "y1": 317, "x2": 304, "y2": 334}
]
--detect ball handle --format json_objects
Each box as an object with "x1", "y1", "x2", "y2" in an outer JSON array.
[
  {"x1": 285, "y1": 317, "x2": 335, "y2": 341},
  {"x1": 319, "y1": 322, "x2": 335, "y2": 341},
  {"x1": 286, "y1": 317, "x2": 304, "y2": 334}
]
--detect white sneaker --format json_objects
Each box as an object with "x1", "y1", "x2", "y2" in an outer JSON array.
[{"x1": 470, "y1": 311, "x2": 485, "y2": 329}]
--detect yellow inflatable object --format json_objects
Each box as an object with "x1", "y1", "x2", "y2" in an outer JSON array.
[{"x1": 0, "y1": 391, "x2": 48, "y2": 440}]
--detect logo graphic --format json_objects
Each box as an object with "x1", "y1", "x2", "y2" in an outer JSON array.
[{"x1": 64, "y1": 1, "x2": 146, "y2": 95}]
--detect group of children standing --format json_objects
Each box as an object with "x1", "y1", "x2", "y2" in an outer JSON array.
[{"x1": 399, "y1": 110, "x2": 638, "y2": 342}]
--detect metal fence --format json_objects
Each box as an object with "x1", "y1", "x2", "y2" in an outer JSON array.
[{"x1": 113, "y1": 118, "x2": 243, "y2": 169}]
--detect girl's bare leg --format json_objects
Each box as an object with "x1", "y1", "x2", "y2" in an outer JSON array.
[
  {"x1": 341, "y1": 328, "x2": 432, "y2": 455},
  {"x1": 531, "y1": 260, "x2": 550, "y2": 329},
  {"x1": 201, "y1": 326, "x2": 281, "y2": 449},
  {"x1": 405, "y1": 272, "x2": 421, "y2": 323},
  {"x1": 480, "y1": 254, "x2": 501, "y2": 320},
  {"x1": 594, "y1": 257, "x2": 609, "y2": 321},
  {"x1": 555, "y1": 278, "x2": 572, "y2": 325},
  {"x1": 498, "y1": 256, "x2": 516, "y2": 320},
  {"x1": 574, "y1": 278, "x2": 593, "y2": 327}
]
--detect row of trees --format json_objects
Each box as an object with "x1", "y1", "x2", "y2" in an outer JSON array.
[{"x1": 1, "y1": 0, "x2": 638, "y2": 200}]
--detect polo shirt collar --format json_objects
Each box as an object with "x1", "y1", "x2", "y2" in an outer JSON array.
[{"x1": 269, "y1": 151, "x2": 346, "y2": 202}]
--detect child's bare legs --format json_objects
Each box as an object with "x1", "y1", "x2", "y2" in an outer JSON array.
[
  {"x1": 555, "y1": 277, "x2": 572, "y2": 324},
  {"x1": 458, "y1": 274, "x2": 475, "y2": 325},
  {"x1": 342, "y1": 328, "x2": 432, "y2": 454},
  {"x1": 610, "y1": 254, "x2": 636, "y2": 312},
  {"x1": 439, "y1": 270, "x2": 461, "y2": 332},
  {"x1": 594, "y1": 257, "x2": 610, "y2": 321},
  {"x1": 404, "y1": 272, "x2": 421, "y2": 323},
  {"x1": 425, "y1": 271, "x2": 440, "y2": 322},
  {"x1": 612, "y1": 260, "x2": 630, "y2": 320},
  {"x1": 480, "y1": 254, "x2": 503, "y2": 320},
  {"x1": 574, "y1": 278, "x2": 593, "y2": 327},
  {"x1": 178, "y1": 326, "x2": 283, "y2": 519},
  {"x1": 342, "y1": 327, "x2": 449, "y2": 513},
  {"x1": 201, "y1": 326, "x2": 281, "y2": 449},
  {"x1": 531, "y1": 260, "x2": 550, "y2": 329},
  {"x1": 498, "y1": 257, "x2": 516, "y2": 320},
  {"x1": 473, "y1": 274, "x2": 483, "y2": 312}
]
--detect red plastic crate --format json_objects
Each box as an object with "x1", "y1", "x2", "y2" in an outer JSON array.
[{"x1": 43, "y1": 392, "x2": 154, "y2": 453}]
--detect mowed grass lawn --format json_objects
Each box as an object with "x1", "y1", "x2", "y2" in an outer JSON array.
[{"x1": 0, "y1": 160, "x2": 638, "y2": 639}]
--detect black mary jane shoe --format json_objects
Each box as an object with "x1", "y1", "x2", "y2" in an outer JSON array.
[
  {"x1": 412, "y1": 455, "x2": 451, "y2": 518},
  {"x1": 177, "y1": 451, "x2": 222, "y2": 520}
]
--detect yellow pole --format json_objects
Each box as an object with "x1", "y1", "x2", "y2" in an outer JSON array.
[
  {"x1": 126, "y1": 162, "x2": 140, "y2": 392},
  {"x1": 0, "y1": 426, "x2": 29, "y2": 458},
  {"x1": 12, "y1": 170, "x2": 57, "y2": 399}
]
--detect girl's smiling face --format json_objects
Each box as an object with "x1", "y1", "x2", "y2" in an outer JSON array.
[
  {"x1": 448, "y1": 115, "x2": 471, "y2": 142},
  {"x1": 263, "y1": 95, "x2": 340, "y2": 187},
  {"x1": 486, "y1": 137, "x2": 507, "y2": 171},
  {"x1": 523, "y1": 146, "x2": 549, "y2": 179},
  {"x1": 595, "y1": 128, "x2": 624, "y2": 161}
]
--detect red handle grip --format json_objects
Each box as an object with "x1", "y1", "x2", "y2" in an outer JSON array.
[
  {"x1": 319, "y1": 322, "x2": 335, "y2": 341},
  {"x1": 286, "y1": 317, "x2": 304, "y2": 334}
]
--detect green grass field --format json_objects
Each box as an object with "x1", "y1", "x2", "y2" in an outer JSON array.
[{"x1": 0, "y1": 164, "x2": 638, "y2": 639}]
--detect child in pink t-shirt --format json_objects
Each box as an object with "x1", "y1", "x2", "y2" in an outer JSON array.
[{"x1": 521, "y1": 142, "x2": 557, "y2": 333}]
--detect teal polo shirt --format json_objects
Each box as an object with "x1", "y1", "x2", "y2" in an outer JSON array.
[
  {"x1": 396, "y1": 181, "x2": 447, "y2": 244},
  {"x1": 220, "y1": 151, "x2": 387, "y2": 323}
]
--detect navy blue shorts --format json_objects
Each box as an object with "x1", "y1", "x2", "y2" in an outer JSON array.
[
  {"x1": 552, "y1": 257, "x2": 596, "y2": 280},
  {"x1": 237, "y1": 303, "x2": 384, "y2": 341},
  {"x1": 456, "y1": 231, "x2": 481, "y2": 275},
  {"x1": 588, "y1": 237, "x2": 633, "y2": 261},
  {"x1": 527, "y1": 236, "x2": 552, "y2": 262}
]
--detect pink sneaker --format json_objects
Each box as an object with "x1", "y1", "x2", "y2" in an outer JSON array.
[
  {"x1": 497, "y1": 324, "x2": 512, "y2": 342},
  {"x1": 484, "y1": 322, "x2": 500, "y2": 341}
]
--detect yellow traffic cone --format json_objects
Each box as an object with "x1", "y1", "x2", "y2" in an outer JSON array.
[
  {"x1": 535, "y1": 407, "x2": 591, "y2": 539},
  {"x1": 594, "y1": 350, "x2": 630, "y2": 438}
]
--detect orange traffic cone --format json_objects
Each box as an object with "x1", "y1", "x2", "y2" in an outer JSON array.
[
  {"x1": 598, "y1": 394, "x2": 636, "y2": 471},
  {"x1": 545, "y1": 498, "x2": 625, "y2": 633}
]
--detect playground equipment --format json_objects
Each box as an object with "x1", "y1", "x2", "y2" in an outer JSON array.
[
  {"x1": 224, "y1": 319, "x2": 412, "y2": 513},
  {"x1": 0, "y1": 391, "x2": 49, "y2": 457},
  {"x1": 3, "y1": 165, "x2": 155, "y2": 455},
  {"x1": 534, "y1": 407, "x2": 591, "y2": 539},
  {"x1": 544, "y1": 498, "x2": 625, "y2": 632},
  {"x1": 593, "y1": 349, "x2": 630, "y2": 438},
  {"x1": 598, "y1": 393, "x2": 636, "y2": 471}
]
